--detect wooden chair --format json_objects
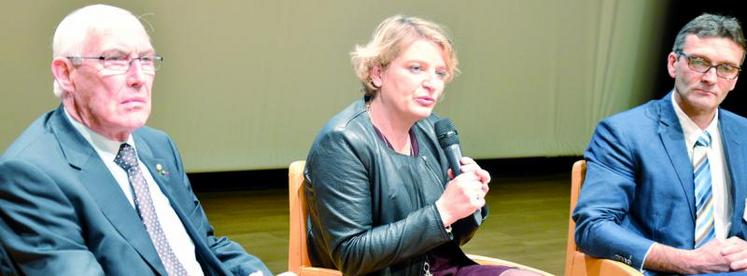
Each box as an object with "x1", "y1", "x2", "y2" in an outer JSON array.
[
  {"x1": 564, "y1": 160, "x2": 642, "y2": 276},
  {"x1": 288, "y1": 160, "x2": 342, "y2": 276},
  {"x1": 288, "y1": 160, "x2": 552, "y2": 276}
]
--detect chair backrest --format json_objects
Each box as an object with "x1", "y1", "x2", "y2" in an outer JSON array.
[
  {"x1": 288, "y1": 160, "x2": 342, "y2": 276},
  {"x1": 565, "y1": 160, "x2": 585, "y2": 265},
  {"x1": 564, "y1": 160, "x2": 642, "y2": 276}
]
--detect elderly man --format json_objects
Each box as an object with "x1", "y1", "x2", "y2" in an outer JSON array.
[
  {"x1": 0, "y1": 4, "x2": 271, "y2": 275},
  {"x1": 574, "y1": 13, "x2": 747, "y2": 275}
]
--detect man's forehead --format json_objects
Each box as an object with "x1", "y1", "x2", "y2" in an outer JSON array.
[
  {"x1": 684, "y1": 34, "x2": 744, "y2": 63},
  {"x1": 82, "y1": 25, "x2": 154, "y2": 54}
]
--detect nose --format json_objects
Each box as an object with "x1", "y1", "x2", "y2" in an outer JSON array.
[
  {"x1": 701, "y1": 66, "x2": 718, "y2": 84},
  {"x1": 126, "y1": 59, "x2": 147, "y2": 88},
  {"x1": 421, "y1": 71, "x2": 440, "y2": 92}
]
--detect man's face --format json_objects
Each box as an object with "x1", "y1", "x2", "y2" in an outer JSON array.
[
  {"x1": 64, "y1": 19, "x2": 155, "y2": 141},
  {"x1": 668, "y1": 34, "x2": 744, "y2": 115}
]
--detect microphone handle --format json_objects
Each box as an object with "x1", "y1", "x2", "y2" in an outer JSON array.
[
  {"x1": 444, "y1": 145, "x2": 482, "y2": 226},
  {"x1": 445, "y1": 144, "x2": 462, "y2": 176}
]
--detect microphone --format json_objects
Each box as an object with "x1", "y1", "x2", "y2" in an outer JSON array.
[{"x1": 434, "y1": 118, "x2": 483, "y2": 226}]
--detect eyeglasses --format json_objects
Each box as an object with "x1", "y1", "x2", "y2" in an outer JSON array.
[
  {"x1": 67, "y1": 55, "x2": 164, "y2": 75},
  {"x1": 675, "y1": 50, "x2": 741, "y2": 80}
]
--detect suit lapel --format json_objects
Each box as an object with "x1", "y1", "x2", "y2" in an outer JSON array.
[
  {"x1": 134, "y1": 135, "x2": 226, "y2": 274},
  {"x1": 49, "y1": 107, "x2": 167, "y2": 275},
  {"x1": 657, "y1": 95, "x2": 696, "y2": 219},
  {"x1": 720, "y1": 112, "x2": 747, "y2": 236}
]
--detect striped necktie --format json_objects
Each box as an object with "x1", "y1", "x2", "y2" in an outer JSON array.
[
  {"x1": 114, "y1": 143, "x2": 188, "y2": 275},
  {"x1": 693, "y1": 131, "x2": 715, "y2": 248}
]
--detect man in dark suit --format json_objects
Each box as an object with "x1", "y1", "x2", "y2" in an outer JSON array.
[
  {"x1": 574, "y1": 13, "x2": 747, "y2": 275},
  {"x1": 0, "y1": 4, "x2": 271, "y2": 275}
]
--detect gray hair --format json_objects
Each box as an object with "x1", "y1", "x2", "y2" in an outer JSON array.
[{"x1": 51, "y1": 4, "x2": 149, "y2": 98}]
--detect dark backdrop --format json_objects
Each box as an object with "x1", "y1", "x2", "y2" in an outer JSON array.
[{"x1": 654, "y1": 1, "x2": 747, "y2": 116}]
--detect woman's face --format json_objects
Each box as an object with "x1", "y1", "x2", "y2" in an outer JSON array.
[{"x1": 372, "y1": 39, "x2": 448, "y2": 123}]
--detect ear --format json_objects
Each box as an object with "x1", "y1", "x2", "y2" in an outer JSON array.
[
  {"x1": 666, "y1": 52, "x2": 678, "y2": 78},
  {"x1": 370, "y1": 64, "x2": 383, "y2": 88},
  {"x1": 51, "y1": 57, "x2": 76, "y2": 93}
]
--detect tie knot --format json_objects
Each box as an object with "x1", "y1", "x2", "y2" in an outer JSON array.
[
  {"x1": 696, "y1": 131, "x2": 712, "y2": 148},
  {"x1": 114, "y1": 143, "x2": 138, "y2": 170}
]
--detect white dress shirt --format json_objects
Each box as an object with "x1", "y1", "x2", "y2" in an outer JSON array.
[
  {"x1": 65, "y1": 110, "x2": 204, "y2": 276},
  {"x1": 672, "y1": 93, "x2": 732, "y2": 240}
]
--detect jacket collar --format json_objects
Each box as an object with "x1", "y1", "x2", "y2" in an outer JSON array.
[
  {"x1": 656, "y1": 93, "x2": 697, "y2": 219},
  {"x1": 48, "y1": 106, "x2": 168, "y2": 275}
]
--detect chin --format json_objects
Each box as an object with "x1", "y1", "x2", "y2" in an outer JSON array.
[
  {"x1": 411, "y1": 110, "x2": 433, "y2": 120},
  {"x1": 120, "y1": 114, "x2": 150, "y2": 129}
]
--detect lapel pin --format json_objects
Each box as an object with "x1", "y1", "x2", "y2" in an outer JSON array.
[{"x1": 155, "y1": 163, "x2": 169, "y2": 176}]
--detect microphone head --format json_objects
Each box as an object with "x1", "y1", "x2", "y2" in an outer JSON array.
[{"x1": 434, "y1": 118, "x2": 460, "y2": 148}]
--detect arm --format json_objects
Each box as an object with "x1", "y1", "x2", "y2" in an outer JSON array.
[
  {"x1": 0, "y1": 160, "x2": 105, "y2": 275},
  {"x1": 573, "y1": 120, "x2": 656, "y2": 270},
  {"x1": 436, "y1": 156, "x2": 490, "y2": 242},
  {"x1": 306, "y1": 130, "x2": 452, "y2": 275},
  {"x1": 575, "y1": 120, "x2": 735, "y2": 274},
  {"x1": 645, "y1": 240, "x2": 729, "y2": 274},
  {"x1": 166, "y1": 139, "x2": 272, "y2": 276}
]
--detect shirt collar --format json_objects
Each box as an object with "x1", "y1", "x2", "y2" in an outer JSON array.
[
  {"x1": 63, "y1": 108, "x2": 136, "y2": 156},
  {"x1": 671, "y1": 92, "x2": 719, "y2": 149}
]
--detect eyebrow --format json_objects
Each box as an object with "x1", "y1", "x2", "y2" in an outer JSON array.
[{"x1": 688, "y1": 53, "x2": 740, "y2": 67}]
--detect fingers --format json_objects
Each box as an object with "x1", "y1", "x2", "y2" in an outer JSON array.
[
  {"x1": 470, "y1": 195, "x2": 486, "y2": 211},
  {"x1": 459, "y1": 157, "x2": 479, "y2": 173},
  {"x1": 437, "y1": 174, "x2": 486, "y2": 225},
  {"x1": 718, "y1": 237, "x2": 747, "y2": 271},
  {"x1": 459, "y1": 156, "x2": 477, "y2": 166},
  {"x1": 455, "y1": 173, "x2": 487, "y2": 206},
  {"x1": 731, "y1": 259, "x2": 747, "y2": 271},
  {"x1": 722, "y1": 237, "x2": 746, "y2": 255},
  {"x1": 459, "y1": 157, "x2": 491, "y2": 184}
]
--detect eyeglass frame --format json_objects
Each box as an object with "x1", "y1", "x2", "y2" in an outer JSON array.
[
  {"x1": 674, "y1": 50, "x2": 741, "y2": 80},
  {"x1": 66, "y1": 55, "x2": 164, "y2": 75}
]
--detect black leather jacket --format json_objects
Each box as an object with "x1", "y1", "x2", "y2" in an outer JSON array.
[{"x1": 304, "y1": 98, "x2": 487, "y2": 276}]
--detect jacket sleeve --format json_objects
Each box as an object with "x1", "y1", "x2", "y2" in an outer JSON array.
[
  {"x1": 572, "y1": 120, "x2": 654, "y2": 270},
  {"x1": 0, "y1": 160, "x2": 106, "y2": 276},
  {"x1": 306, "y1": 129, "x2": 452, "y2": 275},
  {"x1": 165, "y1": 138, "x2": 272, "y2": 276}
]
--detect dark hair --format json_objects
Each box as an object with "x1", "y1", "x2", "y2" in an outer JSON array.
[{"x1": 672, "y1": 13, "x2": 746, "y2": 61}]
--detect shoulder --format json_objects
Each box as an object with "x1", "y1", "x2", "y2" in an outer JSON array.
[
  {"x1": 720, "y1": 108, "x2": 747, "y2": 127},
  {"x1": 133, "y1": 125, "x2": 171, "y2": 143},
  {"x1": 306, "y1": 99, "x2": 377, "y2": 170},
  {"x1": 2, "y1": 110, "x2": 62, "y2": 164},
  {"x1": 310, "y1": 99, "x2": 371, "y2": 150},
  {"x1": 599, "y1": 98, "x2": 660, "y2": 128}
]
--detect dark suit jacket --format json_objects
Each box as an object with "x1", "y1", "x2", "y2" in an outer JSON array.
[
  {"x1": 0, "y1": 106, "x2": 271, "y2": 275},
  {"x1": 573, "y1": 93, "x2": 747, "y2": 274}
]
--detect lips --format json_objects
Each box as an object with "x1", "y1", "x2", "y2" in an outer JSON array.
[
  {"x1": 694, "y1": 88, "x2": 717, "y2": 96},
  {"x1": 415, "y1": 96, "x2": 435, "y2": 106},
  {"x1": 121, "y1": 97, "x2": 147, "y2": 107}
]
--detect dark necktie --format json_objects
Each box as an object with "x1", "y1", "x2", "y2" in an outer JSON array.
[{"x1": 114, "y1": 143, "x2": 188, "y2": 276}]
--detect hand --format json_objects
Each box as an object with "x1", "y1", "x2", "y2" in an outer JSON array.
[
  {"x1": 645, "y1": 241, "x2": 729, "y2": 274},
  {"x1": 685, "y1": 239, "x2": 730, "y2": 274},
  {"x1": 722, "y1": 237, "x2": 747, "y2": 271},
  {"x1": 447, "y1": 157, "x2": 491, "y2": 195},
  {"x1": 436, "y1": 169, "x2": 487, "y2": 226}
]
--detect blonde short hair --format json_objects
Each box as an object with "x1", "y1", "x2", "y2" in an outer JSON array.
[{"x1": 351, "y1": 15, "x2": 459, "y2": 97}]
